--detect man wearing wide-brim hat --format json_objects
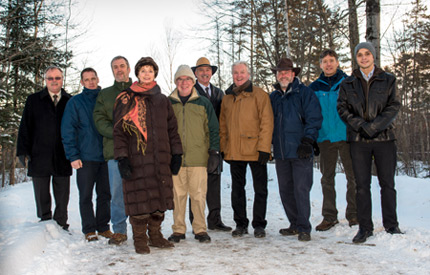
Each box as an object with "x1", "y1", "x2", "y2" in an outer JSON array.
[
  {"x1": 190, "y1": 57, "x2": 232, "y2": 232},
  {"x1": 269, "y1": 57, "x2": 322, "y2": 242}
]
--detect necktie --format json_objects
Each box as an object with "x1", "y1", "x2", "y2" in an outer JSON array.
[
  {"x1": 53, "y1": 95, "x2": 58, "y2": 106},
  {"x1": 205, "y1": 87, "x2": 210, "y2": 97}
]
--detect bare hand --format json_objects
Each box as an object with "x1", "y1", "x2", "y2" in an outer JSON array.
[{"x1": 71, "y1": 159, "x2": 83, "y2": 169}]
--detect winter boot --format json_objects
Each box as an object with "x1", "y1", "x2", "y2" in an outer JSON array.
[
  {"x1": 129, "y1": 215, "x2": 150, "y2": 254},
  {"x1": 148, "y1": 212, "x2": 174, "y2": 248}
]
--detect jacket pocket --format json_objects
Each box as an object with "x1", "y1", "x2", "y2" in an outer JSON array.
[{"x1": 240, "y1": 132, "x2": 258, "y2": 156}]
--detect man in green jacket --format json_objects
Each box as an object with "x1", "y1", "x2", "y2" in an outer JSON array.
[
  {"x1": 93, "y1": 56, "x2": 133, "y2": 245},
  {"x1": 168, "y1": 65, "x2": 220, "y2": 244}
]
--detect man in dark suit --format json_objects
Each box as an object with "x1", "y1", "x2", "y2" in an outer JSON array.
[
  {"x1": 17, "y1": 66, "x2": 72, "y2": 230},
  {"x1": 190, "y1": 57, "x2": 231, "y2": 231}
]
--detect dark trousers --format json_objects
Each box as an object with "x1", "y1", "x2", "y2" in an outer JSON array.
[
  {"x1": 230, "y1": 161, "x2": 268, "y2": 229},
  {"x1": 32, "y1": 176, "x2": 70, "y2": 227},
  {"x1": 350, "y1": 141, "x2": 399, "y2": 231},
  {"x1": 189, "y1": 172, "x2": 223, "y2": 227},
  {"x1": 319, "y1": 140, "x2": 357, "y2": 221},
  {"x1": 275, "y1": 158, "x2": 313, "y2": 233},
  {"x1": 76, "y1": 161, "x2": 111, "y2": 234}
]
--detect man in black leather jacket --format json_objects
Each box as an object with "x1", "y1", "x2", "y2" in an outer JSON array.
[{"x1": 337, "y1": 42, "x2": 402, "y2": 244}]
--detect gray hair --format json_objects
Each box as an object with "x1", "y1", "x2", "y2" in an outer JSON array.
[
  {"x1": 44, "y1": 66, "x2": 63, "y2": 78},
  {"x1": 232, "y1": 60, "x2": 250, "y2": 74},
  {"x1": 111, "y1": 56, "x2": 130, "y2": 69}
]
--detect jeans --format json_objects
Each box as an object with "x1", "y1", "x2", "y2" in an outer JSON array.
[
  {"x1": 108, "y1": 159, "x2": 127, "y2": 234},
  {"x1": 76, "y1": 161, "x2": 111, "y2": 234}
]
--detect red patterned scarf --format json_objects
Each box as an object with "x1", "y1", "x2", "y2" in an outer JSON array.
[{"x1": 119, "y1": 81, "x2": 156, "y2": 154}]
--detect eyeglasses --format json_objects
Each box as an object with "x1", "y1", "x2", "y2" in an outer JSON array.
[{"x1": 46, "y1": 77, "x2": 62, "y2": 81}]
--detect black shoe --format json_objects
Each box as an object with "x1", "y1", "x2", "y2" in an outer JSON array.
[
  {"x1": 386, "y1": 226, "x2": 403, "y2": 234},
  {"x1": 232, "y1": 227, "x2": 248, "y2": 237},
  {"x1": 279, "y1": 227, "x2": 298, "y2": 236},
  {"x1": 194, "y1": 232, "x2": 211, "y2": 243},
  {"x1": 254, "y1": 227, "x2": 266, "y2": 238},
  {"x1": 298, "y1": 232, "x2": 311, "y2": 242},
  {"x1": 168, "y1": 233, "x2": 186, "y2": 243},
  {"x1": 208, "y1": 223, "x2": 233, "y2": 232},
  {"x1": 352, "y1": 228, "x2": 373, "y2": 243}
]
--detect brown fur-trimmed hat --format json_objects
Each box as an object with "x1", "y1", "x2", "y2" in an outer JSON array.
[{"x1": 135, "y1": 57, "x2": 159, "y2": 78}]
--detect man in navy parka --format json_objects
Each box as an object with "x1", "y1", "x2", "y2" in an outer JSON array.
[
  {"x1": 61, "y1": 68, "x2": 112, "y2": 241},
  {"x1": 270, "y1": 58, "x2": 322, "y2": 241}
]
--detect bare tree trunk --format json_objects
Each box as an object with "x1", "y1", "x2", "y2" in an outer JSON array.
[
  {"x1": 284, "y1": 0, "x2": 291, "y2": 58},
  {"x1": 1, "y1": 146, "x2": 5, "y2": 187},
  {"x1": 348, "y1": 0, "x2": 360, "y2": 69},
  {"x1": 365, "y1": 0, "x2": 381, "y2": 67}
]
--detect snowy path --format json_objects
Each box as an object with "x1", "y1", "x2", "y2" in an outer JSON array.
[{"x1": 1, "y1": 164, "x2": 429, "y2": 274}]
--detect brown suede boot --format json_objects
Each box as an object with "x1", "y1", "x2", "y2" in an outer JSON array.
[
  {"x1": 129, "y1": 215, "x2": 150, "y2": 254},
  {"x1": 148, "y1": 212, "x2": 174, "y2": 248}
]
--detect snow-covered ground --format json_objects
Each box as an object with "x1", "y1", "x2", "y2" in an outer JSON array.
[{"x1": 1, "y1": 164, "x2": 429, "y2": 275}]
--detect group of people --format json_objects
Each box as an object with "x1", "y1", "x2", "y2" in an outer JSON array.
[{"x1": 16, "y1": 41, "x2": 402, "y2": 255}]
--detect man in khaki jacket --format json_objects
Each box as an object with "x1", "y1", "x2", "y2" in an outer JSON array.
[{"x1": 219, "y1": 61, "x2": 274, "y2": 238}]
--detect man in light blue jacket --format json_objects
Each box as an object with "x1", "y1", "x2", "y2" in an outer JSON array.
[
  {"x1": 62, "y1": 68, "x2": 112, "y2": 242},
  {"x1": 309, "y1": 50, "x2": 357, "y2": 231}
]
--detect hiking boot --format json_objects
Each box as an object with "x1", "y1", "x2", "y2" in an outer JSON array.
[
  {"x1": 232, "y1": 227, "x2": 248, "y2": 237},
  {"x1": 348, "y1": 218, "x2": 359, "y2": 227},
  {"x1": 279, "y1": 227, "x2": 298, "y2": 236},
  {"x1": 315, "y1": 219, "x2": 339, "y2": 231},
  {"x1": 108, "y1": 233, "x2": 128, "y2": 245},
  {"x1": 148, "y1": 213, "x2": 174, "y2": 248},
  {"x1": 98, "y1": 230, "x2": 114, "y2": 239},
  {"x1": 85, "y1": 232, "x2": 98, "y2": 242},
  {"x1": 254, "y1": 227, "x2": 266, "y2": 238},
  {"x1": 194, "y1": 232, "x2": 211, "y2": 243},
  {"x1": 352, "y1": 228, "x2": 373, "y2": 243},
  {"x1": 168, "y1": 233, "x2": 186, "y2": 243},
  {"x1": 298, "y1": 232, "x2": 311, "y2": 242},
  {"x1": 386, "y1": 226, "x2": 403, "y2": 235}
]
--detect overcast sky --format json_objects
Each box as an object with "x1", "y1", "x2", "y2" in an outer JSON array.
[
  {"x1": 67, "y1": 0, "x2": 415, "y2": 92},
  {"x1": 70, "y1": 0, "x2": 207, "y2": 92}
]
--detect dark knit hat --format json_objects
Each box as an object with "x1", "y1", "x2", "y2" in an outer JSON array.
[
  {"x1": 271, "y1": 58, "x2": 301, "y2": 75},
  {"x1": 135, "y1": 57, "x2": 159, "y2": 78},
  {"x1": 354, "y1": 42, "x2": 376, "y2": 60}
]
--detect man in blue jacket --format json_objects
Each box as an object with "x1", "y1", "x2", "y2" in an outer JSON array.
[
  {"x1": 270, "y1": 58, "x2": 322, "y2": 241},
  {"x1": 62, "y1": 68, "x2": 112, "y2": 242},
  {"x1": 309, "y1": 50, "x2": 358, "y2": 231}
]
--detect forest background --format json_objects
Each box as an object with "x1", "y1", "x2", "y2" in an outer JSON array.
[{"x1": 1, "y1": 0, "x2": 429, "y2": 187}]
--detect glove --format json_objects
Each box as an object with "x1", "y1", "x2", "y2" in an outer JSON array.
[
  {"x1": 170, "y1": 154, "x2": 182, "y2": 175},
  {"x1": 18, "y1": 155, "x2": 30, "y2": 166},
  {"x1": 207, "y1": 150, "x2": 220, "y2": 174},
  {"x1": 297, "y1": 137, "x2": 314, "y2": 159},
  {"x1": 118, "y1": 158, "x2": 132, "y2": 180},
  {"x1": 359, "y1": 127, "x2": 373, "y2": 139},
  {"x1": 257, "y1": 151, "x2": 270, "y2": 165},
  {"x1": 313, "y1": 141, "x2": 320, "y2": 156}
]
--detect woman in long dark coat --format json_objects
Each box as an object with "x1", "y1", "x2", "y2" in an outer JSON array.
[{"x1": 113, "y1": 57, "x2": 183, "y2": 254}]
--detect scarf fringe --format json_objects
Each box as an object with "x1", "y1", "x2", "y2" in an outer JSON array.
[{"x1": 122, "y1": 120, "x2": 147, "y2": 155}]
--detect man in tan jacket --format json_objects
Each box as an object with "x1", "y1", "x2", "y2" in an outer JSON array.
[{"x1": 219, "y1": 61, "x2": 274, "y2": 238}]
